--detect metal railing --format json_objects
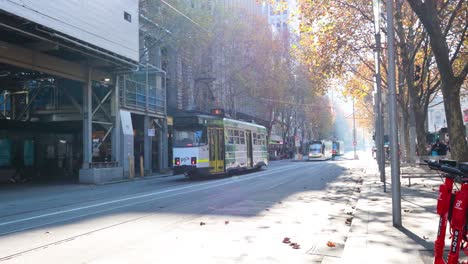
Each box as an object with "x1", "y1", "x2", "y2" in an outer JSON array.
[
  {"x1": 90, "y1": 161, "x2": 119, "y2": 169},
  {"x1": 119, "y1": 68, "x2": 166, "y2": 115}
]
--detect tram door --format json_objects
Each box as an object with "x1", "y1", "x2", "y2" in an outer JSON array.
[
  {"x1": 209, "y1": 128, "x2": 225, "y2": 173},
  {"x1": 246, "y1": 130, "x2": 253, "y2": 167}
]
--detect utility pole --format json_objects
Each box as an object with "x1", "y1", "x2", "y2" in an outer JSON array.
[
  {"x1": 353, "y1": 98, "x2": 358, "y2": 159},
  {"x1": 373, "y1": 0, "x2": 386, "y2": 192},
  {"x1": 386, "y1": 0, "x2": 402, "y2": 227}
]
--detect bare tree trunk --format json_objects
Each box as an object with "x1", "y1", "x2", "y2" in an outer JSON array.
[
  {"x1": 441, "y1": 79, "x2": 467, "y2": 159},
  {"x1": 407, "y1": 0, "x2": 468, "y2": 160},
  {"x1": 414, "y1": 108, "x2": 428, "y2": 156},
  {"x1": 400, "y1": 106, "x2": 410, "y2": 158}
]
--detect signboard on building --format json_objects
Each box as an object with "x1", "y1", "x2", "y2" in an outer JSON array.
[
  {"x1": 0, "y1": 0, "x2": 139, "y2": 61},
  {"x1": 120, "y1": 110, "x2": 133, "y2": 135}
]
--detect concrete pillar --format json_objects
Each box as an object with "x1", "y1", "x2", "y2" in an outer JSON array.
[
  {"x1": 82, "y1": 68, "x2": 92, "y2": 168},
  {"x1": 161, "y1": 119, "x2": 168, "y2": 170},
  {"x1": 120, "y1": 110, "x2": 134, "y2": 178},
  {"x1": 112, "y1": 76, "x2": 121, "y2": 165},
  {"x1": 144, "y1": 116, "x2": 152, "y2": 175}
]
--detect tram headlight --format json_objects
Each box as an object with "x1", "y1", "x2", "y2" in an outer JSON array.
[
  {"x1": 191, "y1": 157, "x2": 197, "y2": 165},
  {"x1": 175, "y1": 158, "x2": 180, "y2": 166}
]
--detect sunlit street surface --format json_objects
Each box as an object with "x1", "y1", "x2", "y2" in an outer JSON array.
[
  {"x1": 0, "y1": 154, "x2": 367, "y2": 263},
  {"x1": 0, "y1": 0, "x2": 466, "y2": 263}
]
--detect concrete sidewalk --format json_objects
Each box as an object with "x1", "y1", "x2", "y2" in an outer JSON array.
[{"x1": 340, "y1": 164, "x2": 446, "y2": 264}]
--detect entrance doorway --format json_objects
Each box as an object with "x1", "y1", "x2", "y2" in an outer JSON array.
[
  {"x1": 246, "y1": 130, "x2": 253, "y2": 167},
  {"x1": 208, "y1": 127, "x2": 224, "y2": 174}
]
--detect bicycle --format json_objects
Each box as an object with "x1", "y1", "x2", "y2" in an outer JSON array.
[{"x1": 424, "y1": 159, "x2": 468, "y2": 264}]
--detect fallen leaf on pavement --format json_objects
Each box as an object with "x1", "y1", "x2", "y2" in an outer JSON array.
[
  {"x1": 200, "y1": 222, "x2": 206, "y2": 226},
  {"x1": 327, "y1": 241, "x2": 336, "y2": 247},
  {"x1": 292, "y1": 244, "x2": 300, "y2": 249},
  {"x1": 282, "y1": 237, "x2": 291, "y2": 244},
  {"x1": 346, "y1": 212, "x2": 353, "y2": 215},
  {"x1": 352, "y1": 206, "x2": 356, "y2": 209},
  {"x1": 225, "y1": 221, "x2": 229, "y2": 225},
  {"x1": 423, "y1": 235, "x2": 429, "y2": 240}
]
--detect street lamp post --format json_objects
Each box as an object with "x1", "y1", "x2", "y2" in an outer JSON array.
[
  {"x1": 353, "y1": 98, "x2": 358, "y2": 159},
  {"x1": 373, "y1": 0, "x2": 386, "y2": 191},
  {"x1": 386, "y1": 0, "x2": 402, "y2": 227}
]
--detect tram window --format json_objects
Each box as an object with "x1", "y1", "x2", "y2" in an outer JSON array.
[
  {"x1": 228, "y1": 129, "x2": 234, "y2": 144},
  {"x1": 234, "y1": 136, "x2": 240, "y2": 144},
  {"x1": 239, "y1": 131, "x2": 245, "y2": 144},
  {"x1": 253, "y1": 133, "x2": 257, "y2": 145},
  {"x1": 173, "y1": 127, "x2": 207, "y2": 147}
]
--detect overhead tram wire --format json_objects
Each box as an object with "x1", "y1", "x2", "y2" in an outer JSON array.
[
  {"x1": 158, "y1": 0, "x2": 211, "y2": 35},
  {"x1": 259, "y1": 98, "x2": 333, "y2": 109},
  {"x1": 140, "y1": 1, "x2": 212, "y2": 61}
]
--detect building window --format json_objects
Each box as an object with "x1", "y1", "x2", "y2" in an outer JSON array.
[{"x1": 124, "y1": 12, "x2": 132, "y2": 22}]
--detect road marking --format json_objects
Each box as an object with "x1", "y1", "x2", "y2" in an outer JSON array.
[{"x1": 0, "y1": 163, "x2": 312, "y2": 227}]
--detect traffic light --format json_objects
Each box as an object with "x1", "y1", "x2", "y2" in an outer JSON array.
[{"x1": 414, "y1": 65, "x2": 421, "y2": 81}]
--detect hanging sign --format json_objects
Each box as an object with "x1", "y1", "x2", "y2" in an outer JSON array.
[{"x1": 120, "y1": 110, "x2": 133, "y2": 136}]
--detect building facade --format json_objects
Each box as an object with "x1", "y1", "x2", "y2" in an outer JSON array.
[
  {"x1": 427, "y1": 92, "x2": 468, "y2": 136},
  {"x1": 0, "y1": 0, "x2": 168, "y2": 184}
]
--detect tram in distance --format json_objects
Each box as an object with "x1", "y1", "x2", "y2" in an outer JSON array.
[
  {"x1": 332, "y1": 140, "x2": 345, "y2": 156},
  {"x1": 172, "y1": 113, "x2": 268, "y2": 179},
  {"x1": 307, "y1": 140, "x2": 333, "y2": 161}
]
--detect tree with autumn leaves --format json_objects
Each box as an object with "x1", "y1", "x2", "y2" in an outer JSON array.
[
  {"x1": 293, "y1": 0, "x2": 467, "y2": 160},
  {"x1": 142, "y1": 0, "x2": 335, "y2": 151}
]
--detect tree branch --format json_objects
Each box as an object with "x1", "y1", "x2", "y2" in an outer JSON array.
[
  {"x1": 443, "y1": 0, "x2": 464, "y2": 37},
  {"x1": 450, "y1": 22, "x2": 468, "y2": 66}
]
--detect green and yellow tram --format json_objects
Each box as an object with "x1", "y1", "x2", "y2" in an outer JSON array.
[{"x1": 172, "y1": 113, "x2": 268, "y2": 179}]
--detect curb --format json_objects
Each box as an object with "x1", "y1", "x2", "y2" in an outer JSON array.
[{"x1": 97, "y1": 172, "x2": 176, "y2": 186}]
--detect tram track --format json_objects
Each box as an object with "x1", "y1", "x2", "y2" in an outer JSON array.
[
  {"x1": 0, "y1": 162, "x2": 319, "y2": 262},
  {"x1": 0, "y1": 193, "x2": 222, "y2": 262},
  {"x1": 0, "y1": 163, "x2": 312, "y2": 233}
]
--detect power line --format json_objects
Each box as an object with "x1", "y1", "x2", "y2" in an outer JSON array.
[
  {"x1": 259, "y1": 97, "x2": 333, "y2": 108},
  {"x1": 158, "y1": 0, "x2": 211, "y2": 34}
]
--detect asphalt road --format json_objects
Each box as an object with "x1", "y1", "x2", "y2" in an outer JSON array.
[{"x1": 0, "y1": 156, "x2": 368, "y2": 263}]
